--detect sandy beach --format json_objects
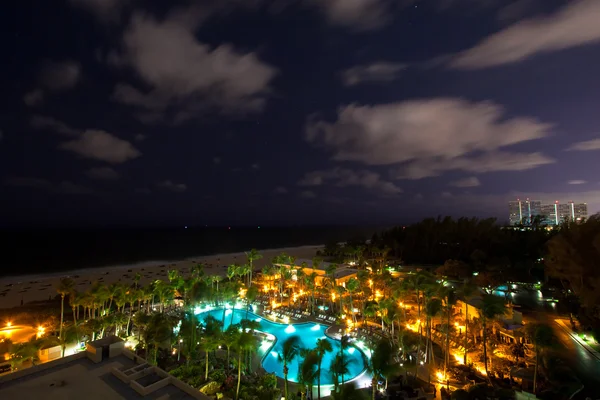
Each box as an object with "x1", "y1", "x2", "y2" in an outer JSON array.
[{"x1": 0, "y1": 245, "x2": 323, "y2": 309}]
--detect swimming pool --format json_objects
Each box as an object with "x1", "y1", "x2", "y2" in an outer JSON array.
[{"x1": 195, "y1": 308, "x2": 367, "y2": 385}]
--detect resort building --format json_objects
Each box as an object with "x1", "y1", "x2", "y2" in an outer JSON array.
[
  {"x1": 273, "y1": 258, "x2": 359, "y2": 287},
  {"x1": 0, "y1": 336, "x2": 209, "y2": 400},
  {"x1": 456, "y1": 297, "x2": 525, "y2": 344}
]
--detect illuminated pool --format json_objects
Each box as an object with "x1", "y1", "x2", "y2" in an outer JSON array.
[{"x1": 196, "y1": 308, "x2": 367, "y2": 385}]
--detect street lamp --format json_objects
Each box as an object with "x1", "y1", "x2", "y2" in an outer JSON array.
[{"x1": 178, "y1": 338, "x2": 183, "y2": 361}]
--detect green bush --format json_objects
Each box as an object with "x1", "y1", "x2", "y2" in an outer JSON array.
[
  {"x1": 260, "y1": 373, "x2": 277, "y2": 389},
  {"x1": 209, "y1": 369, "x2": 227, "y2": 384}
]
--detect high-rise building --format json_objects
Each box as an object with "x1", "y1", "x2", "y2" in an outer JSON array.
[
  {"x1": 508, "y1": 200, "x2": 523, "y2": 225},
  {"x1": 540, "y1": 202, "x2": 559, "y2": 226},
  {"x1": 508, "y1": 198, "x2": 540, "y2": 225},
  {"x1": 509, "y1": 199, "x2": 588, "y2": 226},
  {"x1": 573, "y1": 202, "x2": 588, "y2": 221}
]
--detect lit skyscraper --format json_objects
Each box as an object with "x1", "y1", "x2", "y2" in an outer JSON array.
[
  {"x1": 508, "y1": 199, "x2": 539, "y2": 225},
  {"x1": 509, "y1": 199, "x2": 588, "y2": 226}
]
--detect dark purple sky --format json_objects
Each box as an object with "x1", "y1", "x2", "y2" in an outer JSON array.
[{"x1": 1, "y1": 0, "x2": 600, "y2": 227}]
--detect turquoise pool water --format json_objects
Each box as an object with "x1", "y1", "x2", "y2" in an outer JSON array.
[{"x1": 196, "y1": 308, "x2": 366, "y2": 385}]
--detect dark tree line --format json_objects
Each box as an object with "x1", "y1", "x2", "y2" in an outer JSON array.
[
  {"x1": 372, "y1": 216, "x2": 551, "y2": 271},
  {"x1": 545, "y1": 214, "x2": 600, "y2": 335}
]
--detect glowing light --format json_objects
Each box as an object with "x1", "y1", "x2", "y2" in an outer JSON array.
[
  {"x1": 36, "y1": 326, "x2": 45, "y2": 338},
  {"x1": 271, "y1": 351, "x2": 278, "y2": 357},
  {"x1": 6, "y1": 322, "x2": 12, "y2": 328},
  {"x1": 255, "y1": 318, "x2": 262, "y2": 322},
  {"x1": 284, "y1": 325, "x2": 296, "y2": 334},
  {"x1": 348, "y1": 347, "x2": 355, "y2": 355},
  {"x1": 331, "y1": 293, "x2": 336, "y2": 301},
  {"x1": 454, "y1": 322, "x2": 458, "y2": 327},
  {"x1": 436, "y1": 371, "x2": 445, "y2": 381},
  {"x1": 225, "y1": 309, "x2": 232, "y2": 316},
  {"x1": 311, "y1": 324, "x2": 321, "y2": 331}
]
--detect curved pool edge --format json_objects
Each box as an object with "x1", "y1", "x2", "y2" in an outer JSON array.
[{"x1": 195, "y1": 307, "x2": 371, "y2": 385}]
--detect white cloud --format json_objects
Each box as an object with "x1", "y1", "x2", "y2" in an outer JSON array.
[
  {"x1": 300, "y1": 190, "x2": 316, "y2": 199},
  {"x1": 450, "y1": 176, "x2": 481, "y2": 188},
  {"x1": 341, "y1": 62, "x2": 406, "y2": 86},
  {"x1": 394, "y1": 151, "x2": 555, "y2": 179},
  {"x1": 451, "y1": 0, "x2": 600, "y2": 69},
  {"x1": 60, "y1": 130, "x2": 141, "y2": 164},
  {"x1": 5, "y1": 177, "x2": 93, "y2": 194},
  {"x1": 274, "y1": 186, "x2": 288, "y2": 194},
  {"x1": 39, "y1": 61, "x2": 81, "y2": 91},
  {"x1": 568, "y1": 180, "x2": 586, "y2": 185},
  {"x1": 299, "y1": 167, "x2": 402, "y2": 194},
  {"x1": 86, "y1": 167, "x2": 120, "y2": 180},
  {"x1": 157, "y1": 180, "x2": 187, "y2": 192},
  {"x1": 112, "y1": 11, "x2": 277, "y2": 123},
  {"x1": 30, "y1": 115, "x2": 80, "y2": 137},
  {"x1": 566, "y1": 138, "x2": 600, "y2": 151},
  {"x1": 23, "y1": 89, "x2": 44, "y2": 106},
  {"x1": 307, "y1": 98, "x2": 552, "y2": 170},
  {"x1": 309, "y1": 0, "x2": 393, "y2": 30}
]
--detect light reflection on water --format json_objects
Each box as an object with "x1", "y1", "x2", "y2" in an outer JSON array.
[{"x1": 196, "y1": 308, "x2": 367, "y2": 385}]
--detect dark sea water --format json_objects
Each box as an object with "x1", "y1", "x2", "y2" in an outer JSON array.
[{"x1": 0, "y1": 226, "x2": 384, "y2": 278}]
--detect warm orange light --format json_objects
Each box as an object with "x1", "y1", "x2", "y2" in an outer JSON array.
[
  {"x1": 368, "y1": 280, "x2": 373, "y2": 287},
  {"x1": 436, "y1": 371, "x2": 445, "y2": 381},
  {"x1": 454, "y1": 322, "x2": 459, "y2": 327},
  {"x1": 6, "y1": 322, "x2": 12, "y2": 328},
  {"x1": 331, "y1": 293, "x2": 336, "y2": 301}
]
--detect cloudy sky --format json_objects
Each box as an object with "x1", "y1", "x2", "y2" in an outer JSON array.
[{"x1": 2, "y1": 0, "x2": 600, "y2": 227}]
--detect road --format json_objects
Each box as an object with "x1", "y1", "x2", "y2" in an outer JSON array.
[{"x1": 509, "y1": 287, "x2": 600, "y2": 399}]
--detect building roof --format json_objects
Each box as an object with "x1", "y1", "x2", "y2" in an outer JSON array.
[
  {"x1": 334, "y1": 269, "x2": 359, "y2": 279},
  {"x1": 0, "y1": 338, "x2": 207, "y2": 400}
]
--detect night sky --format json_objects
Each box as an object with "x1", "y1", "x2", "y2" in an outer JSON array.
[{"x1": 2, "y1": 0, "x2": 600, "y2": 227}]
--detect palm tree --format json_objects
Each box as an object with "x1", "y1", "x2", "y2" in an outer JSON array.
[
  {"x1": 246, "y1": 249, "x2": 263, "y2": 287},
  {"x1": 315, "y1": 338, "x2": 333, "y2": 400},
  {"x1": 339, "y1": 335, "x2": 351, "y2": 386},
  {"x1": 277, "y1": 335, "x2": 302, "y2": 400},
  {"x1": 298, "y1": 349, "x2": 319, "y2": 399},
  {"x1": 424, "y1": 297, "x2": 442, "y2": 381},
  {"x1": 56, "y1": 277, "x2": 74, "y2": 356},
  {"x1": 525, "y1": 323, "x2": 555, "y2": 393},
  {"x1": 145, "y1": 313, "x2": 175, "y2": 365},
  {"x1": 459, "y1": 281, "x2": 477, "y2": 365},
  {"x1": 442, "y1": 287, "x2": 457, "y2": 377},
  {"x1": 234, "y1": 330, "x2": 258, "y2": 400},
  {"x1": 346, "y1": 278, "x2": 360, "y2": 325},
  {"x1": 365, "y1": 338, "x2": 399, "y2": 400},
  {"x1": 202, "y1": 333, "x2": 221, "y2": 381},
  {"x1": 480, "y1": 294, "x2": 506, "y2": 376},
  {"x1": 330, "y1": 354, "x2": 353, "y2": 394},
  {"x1": 69, "y1": 291, "x2": 81, "y2": 347},
  {"x1": 223, "y1": 324, "x2": 239, "y2": 371}
]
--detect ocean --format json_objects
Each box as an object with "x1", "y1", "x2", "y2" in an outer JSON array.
[{"x1": 0, "y1": 226, "x2": 384, "y2": 278}]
